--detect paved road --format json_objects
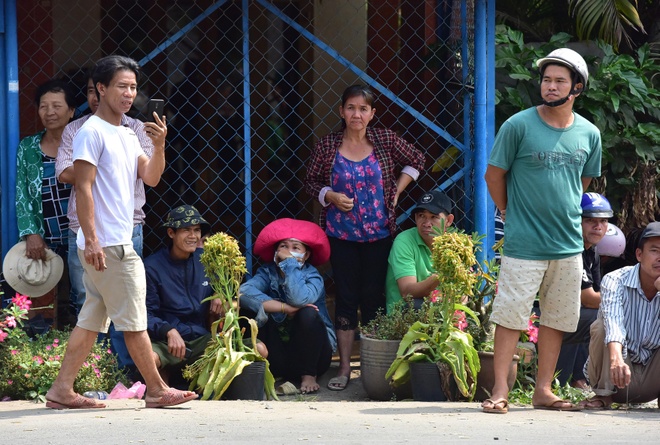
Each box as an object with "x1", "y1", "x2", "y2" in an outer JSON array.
[
  {"x1": 1, "y1": 398, "x2": 657, "y2": 444},
  {"x1": 1, "y1": 362, "x2": 657, "y2": 444}
]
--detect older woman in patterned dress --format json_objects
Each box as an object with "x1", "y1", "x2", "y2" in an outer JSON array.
[{"x1": 15, "y1": 79, "x2": 76, "y2": 294}]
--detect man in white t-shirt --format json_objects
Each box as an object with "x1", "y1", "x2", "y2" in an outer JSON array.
[{"x1": 45, "y1": 55, "x2": 197, "y2": 410}]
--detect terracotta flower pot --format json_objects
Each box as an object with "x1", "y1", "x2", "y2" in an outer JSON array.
[{"x1": 475, "y1": 351, "x2": 519, "y2": 402}]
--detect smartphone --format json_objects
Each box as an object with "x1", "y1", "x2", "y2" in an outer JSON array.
[
  {"x1": 184, "y1": 347, "x2": 193, "y2": 359},
  {"x1": 146, "y1": 99, "x2": 164, "y2": 123}
]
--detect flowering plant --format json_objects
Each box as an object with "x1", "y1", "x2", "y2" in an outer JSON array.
[
  {"x1": 464, "y1": 256, "x2": 499, "y2": 351},
  {"x1": 0, "y1": 293, "x2": 31, "y2": 344},
  {"x1": 520, "y1": 313, "x2": 539, "y2": 344},
  {"x1": 183, "y1": 232, "x2": 278, "y2": 400},
  {"x1": 386, "y1": 227, "x2": 482, "y2": 400},
  {"x1": 0, "y1": 291, "x2": 127, "y2": 401},
  {"x1": 360, "y1": 297, "x2": 422, "y2": 341},
  {"x1": 0, "y1": 329, "x2": 126, "y2": 402}
]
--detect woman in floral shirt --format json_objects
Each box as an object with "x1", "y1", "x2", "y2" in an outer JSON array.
[
  {"x1": 305, "y1": 85, "x2": 424, "y2": 391},
  {"x1": 15, "y1": 80, "x2": 75, "y2": 267}
]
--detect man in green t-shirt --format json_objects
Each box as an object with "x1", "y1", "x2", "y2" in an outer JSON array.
[
  {"x1": 483, "y1": 48, "x2": 602, "y2": 414},
  {"x1": 385, "y1": 190, "x2": 454, "y2": 313}
]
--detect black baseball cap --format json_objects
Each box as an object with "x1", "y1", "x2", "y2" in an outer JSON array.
[
  {"x1": 413, "y1": 190, "x2": 452, "y2": 216},
  {"x1": 639, "y1": 222, "x2": 660, "y2": 247}
]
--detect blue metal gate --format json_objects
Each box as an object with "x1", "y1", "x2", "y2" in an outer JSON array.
[{"x1": 1, "y1": 0, "x2": 496, "y2": 282}]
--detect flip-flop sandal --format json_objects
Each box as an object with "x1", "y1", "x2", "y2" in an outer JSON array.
[
  {"x1": 46, "y1": 394, "x2": 106, "y2": 410},
  {"x1": 327, "y1": 375, "x2": 349, "y2": 391},
  {"x1": 482, "y1": 398, "x2": 508, "y2": 414},
  {"x1": 578, "y1": 398, "x2": 610, "y2": 410},
  {"x1": 533, "y1": 399, "x2": 581, "y2": 411},
  {"x1": 144, "y1": 388, "x2": 198, "y2": 408}
]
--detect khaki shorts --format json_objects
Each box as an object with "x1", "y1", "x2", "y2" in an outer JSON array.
[
  {"x1": 77, "y1": 245, "x2": 147, "y2": 333},
  {"x1": 490, "y1": 254, "x2": 582, "y2": 332}
]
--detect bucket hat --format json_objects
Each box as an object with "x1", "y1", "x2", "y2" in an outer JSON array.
[
  {"x1": 2, "y1": 241, "x2": 64, "y2": 297},
  {"x1": 162, "y1": 205, "x2": 211, "y2": 235}
]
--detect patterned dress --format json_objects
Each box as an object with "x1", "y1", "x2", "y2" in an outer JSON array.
[{"x1": 16, "y1": 131, "x2": 71, "y2": 248}]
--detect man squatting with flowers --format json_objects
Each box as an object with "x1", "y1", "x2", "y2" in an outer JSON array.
[
  {"x1": 145, "y1": 205, "x2": 267, "y2": 385},
  {"x1": 45, "y1": 55, "x2": 197, "y2": 409},
  {"x1": 483, "y1": 48, "x2": 602, "y2": 413},
  {"x1": 145, "y1": 205, "x2": 222, "y2": 385},
  {"x1": 384, "y1": 190, "x2": 454, "y2": 313}
]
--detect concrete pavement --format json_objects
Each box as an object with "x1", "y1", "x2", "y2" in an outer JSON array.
[
  {"x1": 1, "y1": 398, "x2": 657, "y2": 444},
  {"x1": 1, "y1": 363, "x2": 657, "y2": 445}
]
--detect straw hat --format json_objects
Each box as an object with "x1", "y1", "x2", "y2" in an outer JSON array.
[
  {"x1": 2, "y1": 241, "x2": 64, "y2": 297},
  {"x1": 253, "y1": 218, "x2": 330, "y2": 266}
]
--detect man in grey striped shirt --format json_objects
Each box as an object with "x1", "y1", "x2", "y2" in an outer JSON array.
[{"x1": 581, "y1": 222, "x2": 660, "y2": 409}]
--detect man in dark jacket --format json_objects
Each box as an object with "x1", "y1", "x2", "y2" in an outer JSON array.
[{"x1": 146, "y1": 205, "x2": 219, "y2": 384}]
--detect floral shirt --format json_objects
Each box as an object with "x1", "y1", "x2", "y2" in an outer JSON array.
[
  {"x1": 326, "y1": 151, "x2": 389, "y2": 241},
  {"x1": 15, "y1": 131, "x2": 70, "y2": 245},
  {"x1": 305, "y1": 127, "x2": 425, "y2": 237}
]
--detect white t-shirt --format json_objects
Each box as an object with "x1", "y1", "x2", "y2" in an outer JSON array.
[{"x1": 73, "y1": 115, "x2": 145, "y2": 249}]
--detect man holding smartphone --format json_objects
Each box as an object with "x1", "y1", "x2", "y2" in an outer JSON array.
[
  {"x1": 46, "y1": 55, "x2": 197, "y2": 409},
  {"x1": 56, "y1": 71, "x2": 162, "y2": 379},
  {"x1": 56, "y1": 72, "x2": 157, "y2": 314}
]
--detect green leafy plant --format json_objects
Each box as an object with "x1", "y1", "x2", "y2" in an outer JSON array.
[
  {"x1": 386, "y1": 228, "x2": 482, "y2": 401},
  {"x1": 183, "y1": 232, "x2": 278, "y2": 400},
  {"x1": 360, "y1": 299, "x2": 421, "y2": 341},
  {"x1": 464, "y1": 255, "x2": 499, "y2": 352},
  {"x1": 494, "y1": 25, "x2": 660, "y2": 230}
]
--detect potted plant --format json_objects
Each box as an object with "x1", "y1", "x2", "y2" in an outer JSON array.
[
  {"x1": 386, "y1": 228, "x2": 481, "y2": 401},
  {"x1": 183, "y1": 233, "x2": 278, "y2": 400},
  {"x1": 359, "y1": 300, "x2": 419, "y2": 400}
]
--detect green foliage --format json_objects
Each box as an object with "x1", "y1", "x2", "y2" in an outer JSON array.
[
  {"x1": 0, "y1": 329, "x2": 127, "y2": 402},
  {"x1": 569, "y1": 0, "x2": 645, "y2": 51},
  {"x1": 385, "y1": 228, "x2": 482, "y2": 401},
  {"x1": 360, "y1": 300, "x2": 421, "y2": 341},
  {"x1": 465, "y1": 256, "x2": 499, "y2": 352},
  {"x1": 495, "y1": 25, "x2": 660, "y2": 228}
]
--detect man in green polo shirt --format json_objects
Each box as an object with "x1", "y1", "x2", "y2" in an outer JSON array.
[{"x1": 385, "y1": 190, "x2": 454, "y2": 313}]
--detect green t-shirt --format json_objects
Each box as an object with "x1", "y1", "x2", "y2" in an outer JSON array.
[
  {"x1": 489, "y1": 107, "x2": 602, "y2": 260},
  {"x1": 385, "y1": 227, "x2": 435, "y2": 313}
]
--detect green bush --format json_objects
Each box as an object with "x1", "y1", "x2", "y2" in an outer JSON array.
[{"x1": 495, "y1": 25, "x2": 660, "y2": 229}]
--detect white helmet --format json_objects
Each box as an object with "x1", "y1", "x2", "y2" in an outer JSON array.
[
  {"x1": 596, "y1": 223, "x2": 626, "y2": 257},
  {"x1": 536, "y1": 48, "x2": 589, "y2": 89}
]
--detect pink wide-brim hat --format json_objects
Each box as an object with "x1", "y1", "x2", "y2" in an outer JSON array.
[{"x1": 253, "y1": 218, "x2": 330, "y2": 266}]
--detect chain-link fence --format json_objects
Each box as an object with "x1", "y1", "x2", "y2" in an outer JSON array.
[{"x1": 14, "y1": 0, "x2": 476, "y2": 275}]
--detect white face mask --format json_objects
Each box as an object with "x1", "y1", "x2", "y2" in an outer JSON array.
[
  {"x1": 290, "y1": 251, "x2": 305, "y2": 260},
  {"x1": 274, "y1": 250, "x2": 306, "y2": 264}
]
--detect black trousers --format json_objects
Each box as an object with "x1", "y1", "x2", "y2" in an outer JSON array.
[
  {"x1": 243, "y1": 306, "x2": 332, "y2": 380},
  {"x1": 329, "y1": 236, "x2": 392, "y2": 330}
]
